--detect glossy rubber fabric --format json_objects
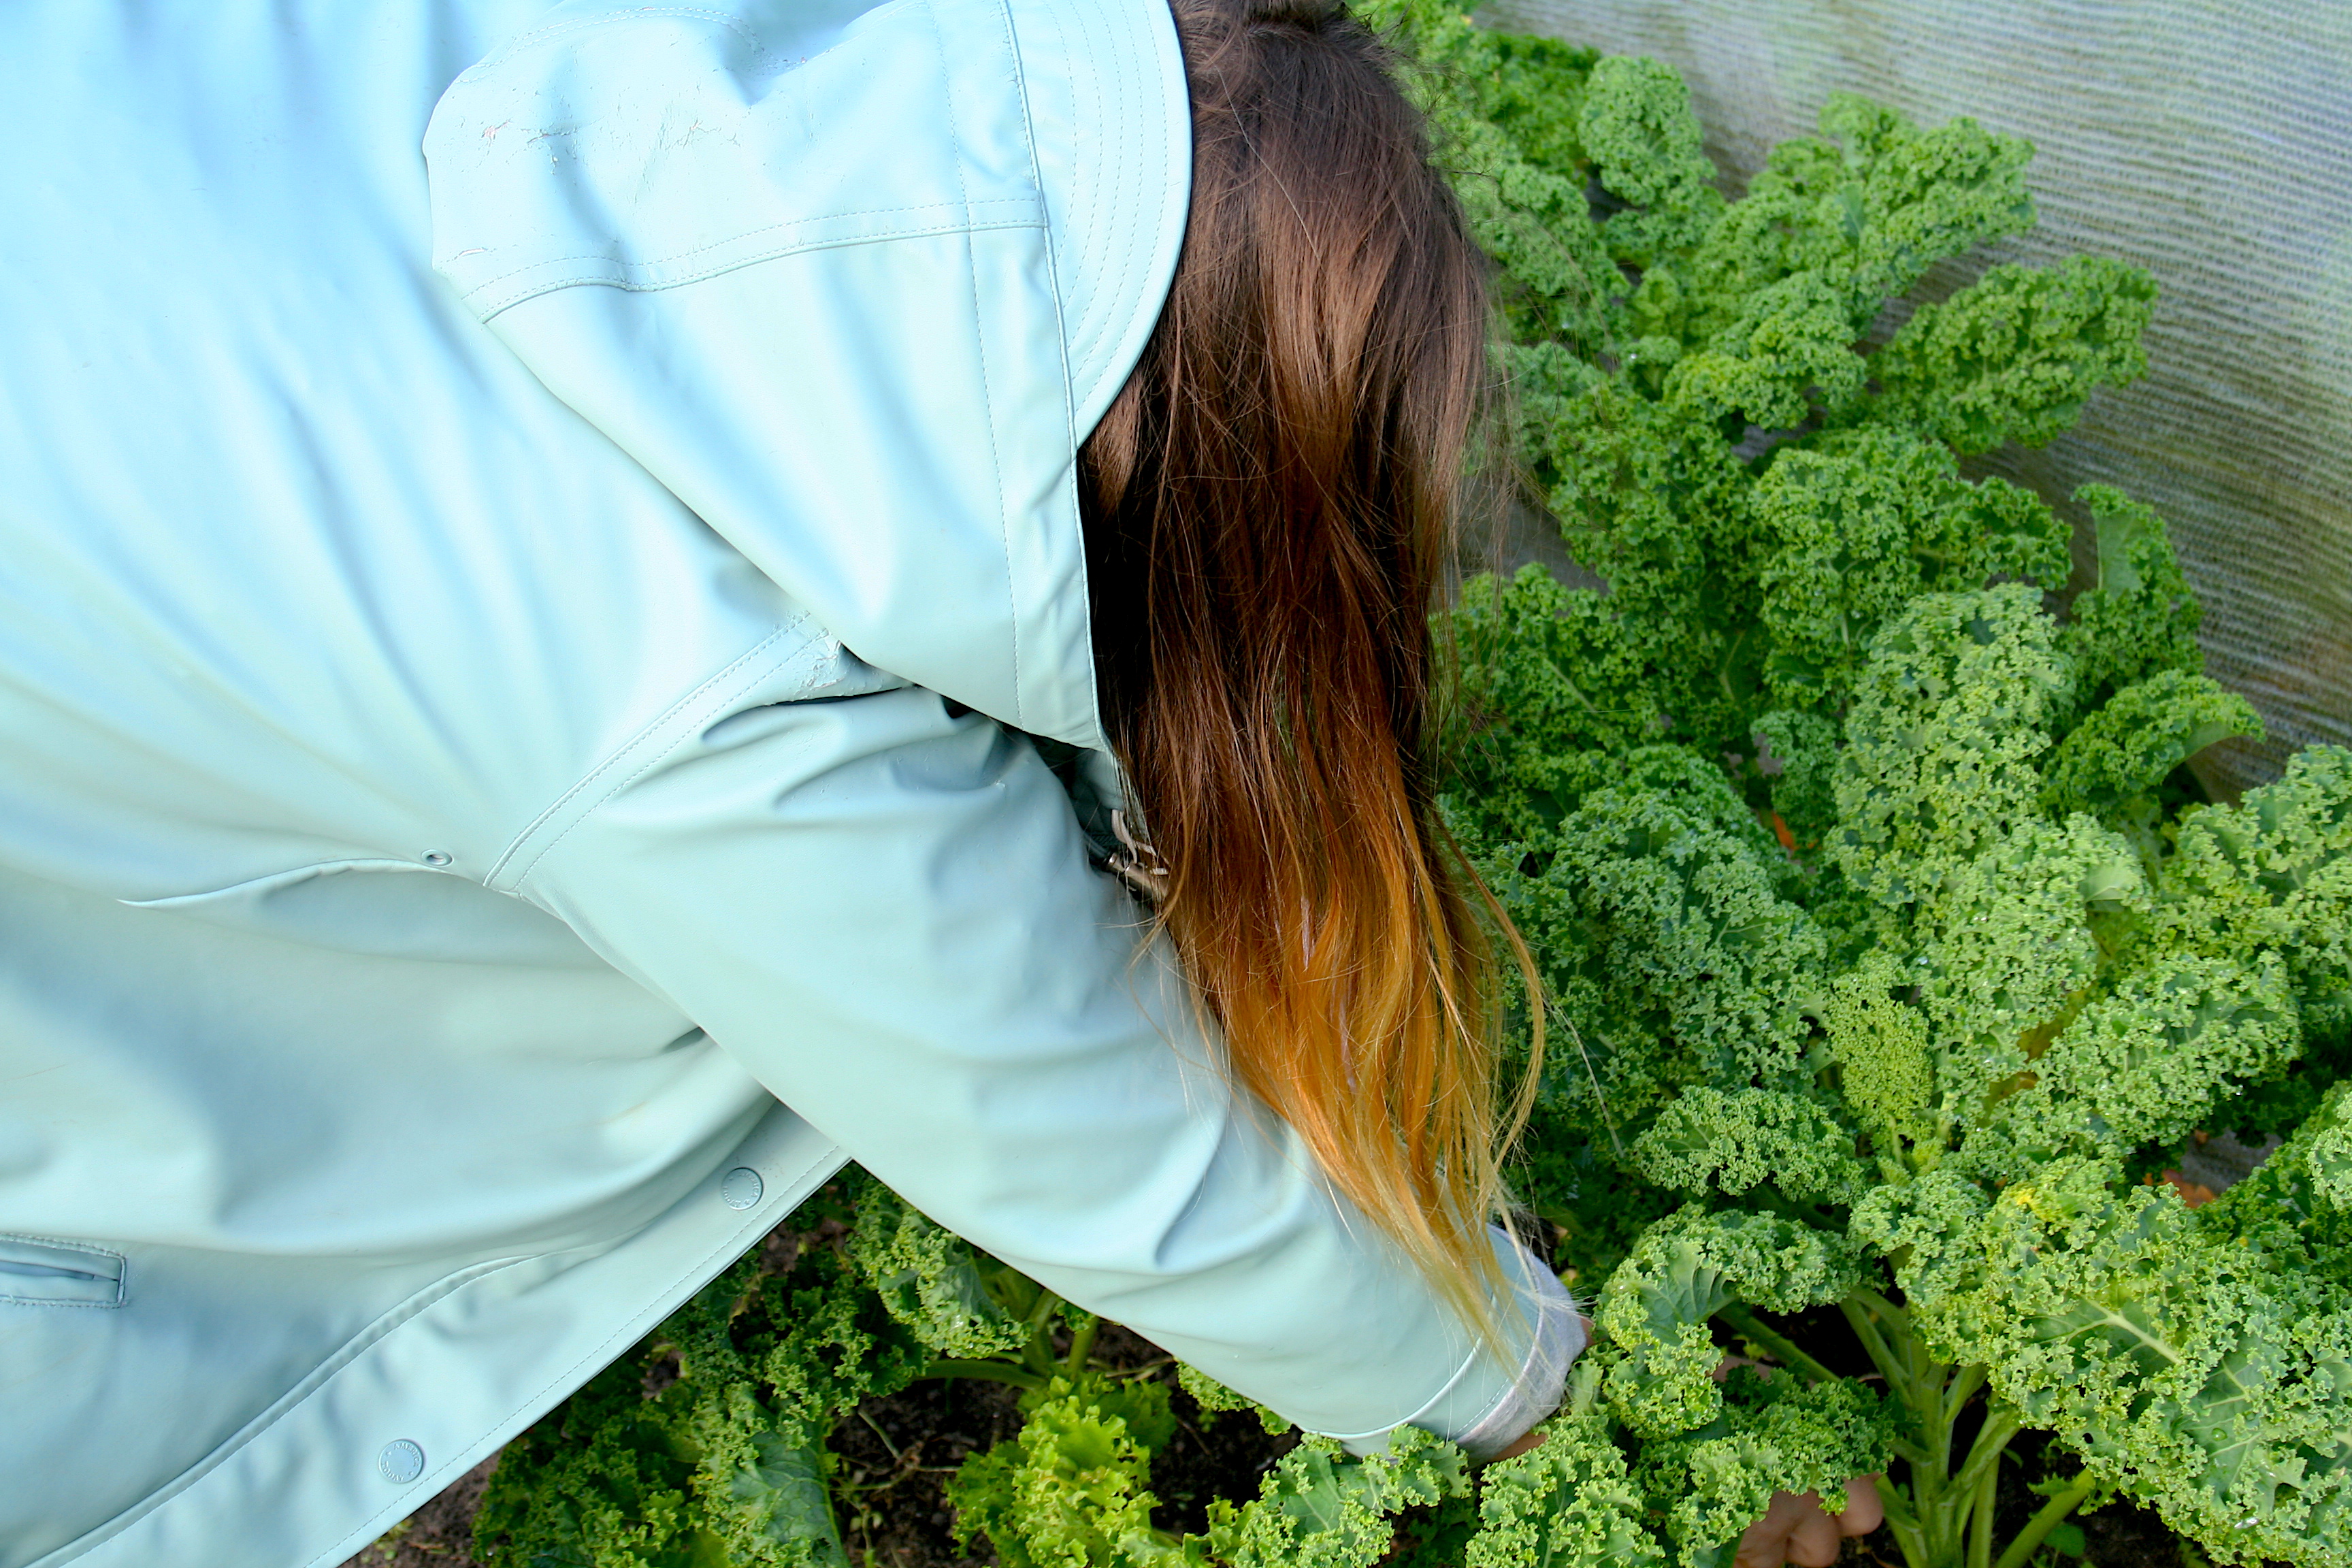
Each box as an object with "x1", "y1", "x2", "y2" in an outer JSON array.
[{"x1": 0, "y1": 3, "x2": 1565, "y2": 1563}]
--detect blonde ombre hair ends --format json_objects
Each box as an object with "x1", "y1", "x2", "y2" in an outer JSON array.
[{"x1": 1079, "y1": 0, "x2": 1544, "y2": 1348}]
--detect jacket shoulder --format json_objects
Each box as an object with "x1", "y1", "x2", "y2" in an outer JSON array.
[{"x1": 427, "y1": 0, "x2": 1047, "y2": 322}]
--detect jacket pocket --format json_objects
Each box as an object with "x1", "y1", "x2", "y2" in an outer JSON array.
[{"x1": 0, "y1": 1235, "x2": 125, "y2": 1307}]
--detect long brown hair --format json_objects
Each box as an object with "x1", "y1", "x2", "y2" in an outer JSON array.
[{"x1": 1079, "y1": 0, "x2": 1541, "y2": 1343}]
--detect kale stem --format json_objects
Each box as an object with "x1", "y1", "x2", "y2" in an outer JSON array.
[
  {"x1": 1925, "y1": 1363, "x2": 1959, "y2": 1563},
  {"x1": 1990, "y1": 1473, "x2": 2099, "y2": 1568},
  {"x1": 1914, "y1": 1384, "x2": 1951, "y2": 1561},
  {"x1": 1021, "y1": 1289, "x2": 1064, "y2": 1377},
  {"x1": 1924, "y1": 1398, "x2": 2021, "y2": 1568},
  {"x1": 1064, "y1": 1314, "x2": 1099, "y2": 1375},
  {"x1": 1718, "y1": 1303, "x2": 1839, "y2": 1386},
  {"x1": 1839, "y1": 1297, "x2": 1916, "y2": 1411},
  {"x1": 859, "y1": 1407, "x2": 903, "y2": 1463},
  {"x1": 923, "y1": 1359, "x2": 1047, "y2": 1392},
  {"x1": 1942, "y1": 1364, "x2": 1988, "y2": 1430},
  {"x1": 1886, "y1": 1436, "x2": 1937, "y2": 1469},
  {"x1": 1874, "y1": 1475, "x2": 1936, "y2": 1568},
  {"x1": 1965, "y1": 1439, "x2": 1999, "y2": 1568},
  {"x1": 1851, "y1": 1286, "x2": 1907, "y2": 1321},
  {"x1": 1843, "y1": 1294, "x2": 1974, "y2": 1563},
  {"x1": 1949, "y1": 1403, "x2": 2023, "y2": 1516}
]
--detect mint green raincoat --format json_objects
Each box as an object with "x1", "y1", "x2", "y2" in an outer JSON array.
[{"x1": 0, "y1": 2, "x2": 1577, "y2": 1562}]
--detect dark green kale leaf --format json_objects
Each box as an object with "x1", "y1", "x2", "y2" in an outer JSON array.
[{"x1": 1868, "y1": 257, "x2": 2158, "y2": 454}]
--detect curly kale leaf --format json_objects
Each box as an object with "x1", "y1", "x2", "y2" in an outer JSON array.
[
  {"x1": 475, "y1": 1243, "x2": 904, "y2": 1568},
  {"x1": 1365, "y1": 0, "x2": 1626, "y2": 355},
  {"x1": 2060, "y1": 485, "x2": 2206, "y2": 717},
  {"x1": 1177, "y1": 1362, "x2": 1294, "y2": 1436},
  {"x1": 1635, "y1": 1373, "x2": 1894, "y2": 1568},
  {"x1": 1452, "y1": 730, "x2": 1791, "y2": 899},
  {"x1": 1882, "y1": 728, "x2": 2340, "y2": 1179},
  {"x1": 746, "y1": 1257, "x2": 927, "y2": 1453},
  {"x1": 1636, "y1": 92, "x2": 2032, "y2": 358},
  {"x1": 1916, "y1": 815, "x2": 2145, "y2": 1122},
  {"x1": 1846, "y1": 1166, "x2": 1995, "y2": 1309},
  {"x1": 1443, "y1": 566, "x2": 1660, "y2": 835},
  {"x1": 1460, "y1": 125, "x2": 1627, "y2": 356},
  {"x1": 1751, "y1": 431, "x2": 1951, "y2": 709},
  {"x1": 2200, "y1": 1079, "x2": 2352, "y2": 1294},
  {"x1": 1398, "y1": 20, "x2": 2147, "y2": 780},
  {"x1": 1578, "y1": 56, "x2": 1722, "y2": 265},
  {"x1": 1831, "y1": 585, "x2": 2074, "y2": 909},
  {"x1": 1666, "y1": 270, "x2": 1871, "y2": 431},
  {"x1": 845, "y1": 1181, "x2": 1031, "y2": 1360},
  {"x1": 1752, "y1": 427, "x2": 2075, "y2": 712},
  {"x1": 1973, "y1": 951, "x2": 2300, "y2": 1177},
  {"x1": 1373, "y1": 0, "x2": 1596, "y2": 177},
  {"x1": 2150, "y1": 745, "x2": 2352, "y2": 1041},
  {"x1": 1496, "y1": 785, "x2": 1825, "y2": 1143},
  {"x1": 1631, "y1": 1086, "x2": 1867, "y2": 1207},
  {"x1": 1515, "y1": 1126, "x2": 1682, "y2": 1288},
  {"x1": 947, "y1": 1373, "x2": 1179, "y2": 1568},
  {"x1": 472, "y1": 1355, "x2": 720, "y2": 1568},
  {"x1": 1750, "y1": 708, "x2": 1843, "y2": 858},
  {"x1": 1749, "y1": 428, "x2": 2067, "y2": 714},
  {"x1": 1553, "y1": 785, "x2": 1825, "y2": 1087},
  {"x1": 1205, "y1": 1427, "x2": 1471, "y2": 1568},
  {"x1": 1869, "y1": 256, "x2": 2157, "y2": 454},
  {"x1": 2321, "y1": 1122, "x2": 2352, "y2": 1213},
  {"x1": 1465, "y1": 1407, "x2": 1668, "y2": 1568},
  {"x1": 725, "y1": 1435, "x2": 854, "y2": 1568},
  {"x1": 1922, "y1": 470, "x2": 2077, "y2": 590},
  {"x1": 1825, "y1": 951, "x2": 1939, "y2": 1161},
  {"x1": 1862, "y1": 1160, "x2": 2352, "y2": 1567},
  {"x1": 1599, "y1": 1208, "x2": 1866, "y2": 1437},
  {"x1": 1515, "y1": 380, "x2": 1764, "y2": 751},
  {"x1": 1810, "y1": 93, "x2": 2038, "y2": 310},
  {"x1": 2041, "y1": 671, "x2": 2263, "y2": 845}
]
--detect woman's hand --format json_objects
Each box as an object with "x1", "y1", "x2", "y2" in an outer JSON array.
[{"x1": 1733, "y1": 1478, "x2": 1885, "y2": 1567}]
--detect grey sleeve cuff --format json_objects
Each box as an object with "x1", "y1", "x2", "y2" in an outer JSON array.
[
  {"x1": 1448, "y1": 1233, "x2": 1584, "y2": 1460},
  {"x1": 1335, "y1": 1226, "x2": 1586, "y2": 1461}
]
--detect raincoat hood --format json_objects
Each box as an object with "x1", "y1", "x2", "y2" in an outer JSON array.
[{"x1": 424, "y1": 0, "x2": 1192, "y2": 749}]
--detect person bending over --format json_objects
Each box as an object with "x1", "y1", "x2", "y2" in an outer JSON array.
[{"x1": 0, "y1": 0, "x2": 1872, "y2": 1562}]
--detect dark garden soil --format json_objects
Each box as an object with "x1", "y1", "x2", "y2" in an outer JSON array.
[{"x1": 821, "y1": 1356, "x2": 1026, "y2": 1567}]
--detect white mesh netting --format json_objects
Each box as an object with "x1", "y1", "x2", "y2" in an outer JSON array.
[{"x1": 1484, "y1": 0, "x2": 2351, "y2": 791}]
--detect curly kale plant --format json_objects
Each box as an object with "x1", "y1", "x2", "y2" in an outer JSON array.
[
  {"x1": 465, "y1": 12, "x2": 2350, "y2": 1568},
  {"x1": 1382, "y1": 3, "x2": 2351, "y2": 1563}
]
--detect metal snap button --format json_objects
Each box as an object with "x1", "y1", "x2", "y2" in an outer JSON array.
[
  {"x1": 421, "y1": 851, "x2": 454, "y2": 868},
  {"x1": 378, "y1": 1439, "x2": 426, "y2": 1484},
  {"x1": 720, "y1": 1166, "x2": 764, "y2": 1209}
]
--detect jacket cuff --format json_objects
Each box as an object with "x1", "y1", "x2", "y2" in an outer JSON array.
[
  {"x1": 1328, "y1": 1226, "x2": 1584, "y2": 1460},
  {"x1": 1446, "y1": 1244, "x2": 1584, "y2": 1460}
]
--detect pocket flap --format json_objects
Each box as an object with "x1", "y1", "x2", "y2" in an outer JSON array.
[{"x1": 0, "y1": 1235, "x2": 125, "y2": 1307}]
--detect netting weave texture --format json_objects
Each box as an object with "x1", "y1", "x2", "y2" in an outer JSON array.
[{"x1": 1485, "y1": 0, "x2": 2350, "y2": 789}]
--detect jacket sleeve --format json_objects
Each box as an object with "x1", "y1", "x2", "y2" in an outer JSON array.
[{"x1": 512, "y1": 660, "x2": 1578, "y2": 1448}]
